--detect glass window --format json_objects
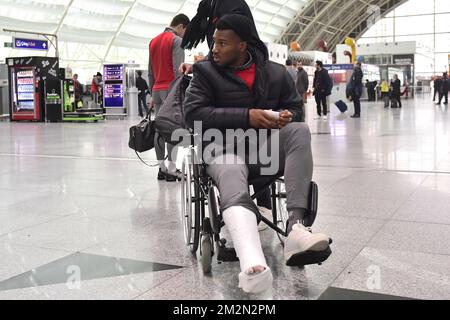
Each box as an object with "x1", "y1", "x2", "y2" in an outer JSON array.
[
  {"x1": 436, "y1": 13, "x2": 450, "y2": 32},
  {"x1": 435, "y1": 0, "x2": 450, "y2": 13},
  {"x1": 394, "y1": 15, "x2": 434, "y2": 35},
  {"x1": 360, "y1": 0, "x2": 450, "y2": 77}
]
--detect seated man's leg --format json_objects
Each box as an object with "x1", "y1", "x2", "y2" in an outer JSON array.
[
  {"x1": 274, "y1": 123, "x2": 330, "y2": 264},
  {"x1": 254, "y1": 183, "x2": 272, "y2": 210},
  {"x1": 206, "y1": 153, "x2": 273, "y2": 293},
  {"x1": 253, "y1": 182, "x2": 272, "y2": 231}
]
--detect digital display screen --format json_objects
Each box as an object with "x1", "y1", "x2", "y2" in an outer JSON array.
[
  {"x1": 104, "y1": 84, "x2": 124, "y2": 107},
  {"x1": 103, "y1": 64, "x2": 123, "y2": 81}
]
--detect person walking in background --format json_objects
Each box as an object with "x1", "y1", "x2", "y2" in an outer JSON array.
[
  {"x1": 381, "y1": 79, "x2": 390, "y2": 108},
  {"x1": 136, "y1": 70, "x2": 149, "y2": 118},
  {"x1": 96, "y1": 72, "x2": 103, "y2": 106},
  {"x1": 296, "y1": 61, "x2": 309, "y2": 103},
  {"x1": 285, "y1": 59, "x2": 297, "y2": 84},
  {"x1": 313, "y1": 61, "x2": 332, "y2": 120},
  {"x1": 391, "y1": 74, "x2": 402, "y2": 108},
  {"x1": 350, "y1": 62, "x2": 363, "y2": 118},
  {"x1": 90, "y1": 73, "x2": 101, "y2": 105},
  {"x1": 149, "y1": 13, "x2": 190, "y2": 182},
  {"x1": 433, "y1": 76, "x2": 441, "y2": 102},
  {"x1": 73, "y1": 73, "x2": 83, "y2": 108},
  {"x1": 365, "y1": 80, "x2": 371, "y2": 101},
  {"x1": 437, "y1": 72, "x2": 449, "y2": 105}
]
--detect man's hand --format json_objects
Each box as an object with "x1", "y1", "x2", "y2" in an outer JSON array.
[
  {"x1": 278, "y1": 110, "x2": 293, "y2": 128},
  {"x1": 179, "y1": 63, "x2": 193, "y2": 75},
  {"x1": 249, "y1": 109, "x2": 278, "y2": 129}
]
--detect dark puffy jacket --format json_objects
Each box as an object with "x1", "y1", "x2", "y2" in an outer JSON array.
[
  {"x1": 441, "y1": 78, "x2": 449, "y2": 92},
  {"x1": 296, "y1": 68, "x2": 309, "y2": 94},
  {"x1": 391, "y1": 79, "x2": 401, "y2": 97},
  {"x1": 184, "y1": 51, "x2": 304, "y2": 132},
  {"x1": 313, "y1": 68, "x2": 332, "y2": 96},
  {"x1": 350, "y1": 66, "x2": 364, "y2": 98}
]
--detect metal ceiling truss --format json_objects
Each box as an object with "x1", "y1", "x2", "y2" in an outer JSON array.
[{"x1": 277, "y1": 0, "x2": 409, "y2": 52}]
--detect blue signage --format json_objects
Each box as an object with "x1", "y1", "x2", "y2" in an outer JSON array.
[
  {"x1": 324, "y1": 64, "x2": 354, "y2": 71},
  {"x1": 13, "y1": 38, "x2": 48, "y2": 51},
  {"x1": 104, "y1": 84, "x2": 124, "y2": 107},
  {"x1": 104, "y1": 64, "x2": 123, "y2": 81}
]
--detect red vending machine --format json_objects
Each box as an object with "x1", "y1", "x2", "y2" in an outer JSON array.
[{"x1": 7, "y1": 56, "x2": 59, "y2": 122}]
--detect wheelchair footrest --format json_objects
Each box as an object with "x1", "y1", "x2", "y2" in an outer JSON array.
[
  {"x1": 217, "y1": 245, "x2": 239, "y2": 262},
  {"x1": 286, "y1": 246, "x2": 332, "y2": 267}
]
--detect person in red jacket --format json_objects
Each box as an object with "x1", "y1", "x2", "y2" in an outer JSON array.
[
  {"x1": 149, "y1": 14, "x2": 190, "y2": 182},
  {"x1": 90, "y1": 72, "x2": 102, "y2": 105}
]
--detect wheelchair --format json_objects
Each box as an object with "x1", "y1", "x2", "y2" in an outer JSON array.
[{"x1": 180, "y1": 143, "x2": 332, "y2": 274}]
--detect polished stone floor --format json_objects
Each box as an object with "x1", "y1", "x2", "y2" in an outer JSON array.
[{"x1": 0, "y1": 94, "x2": 449, "y2": 300}]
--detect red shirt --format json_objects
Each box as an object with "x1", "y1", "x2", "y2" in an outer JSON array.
[
  {"x1": 90, "y1": 78, "x2": 98, "y2": 94},
  {"x1": 149, "y1": 31, "x2": 175, "y2": 92},
  {"x1": 235, "y1": 63, "x2": 256, "y2": 91}
]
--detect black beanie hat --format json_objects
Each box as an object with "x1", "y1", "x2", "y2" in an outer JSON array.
[
  {"x1": 182, "y1": 0, "x2": 268, "y2": 61},
  {"x1": 182, "y1": 0, "x2": 258, "y2": 49},
  {"x1": 216, "y1": 14, "x2": 252, "y2": 42}
]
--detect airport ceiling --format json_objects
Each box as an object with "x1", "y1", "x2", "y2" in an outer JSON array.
[{"x1": 0, "y1": 0, "x2": 409, "y2": 51}]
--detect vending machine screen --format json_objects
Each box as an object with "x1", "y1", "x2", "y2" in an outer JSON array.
[{"x1": 15, "y1": 69, "x2": 35, "y2": 112}]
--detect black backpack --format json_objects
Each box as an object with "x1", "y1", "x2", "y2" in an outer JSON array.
[{"x1": 154, "y1": 75, "x2": 191, "y2": 145}]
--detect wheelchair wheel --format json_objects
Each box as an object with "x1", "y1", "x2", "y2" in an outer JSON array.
[
  {"x1": 181, "y1": 154, "x2": 200, "y2": 254},
  {"x1": 274, "y1": 179, "x2": 289, "y2": 245},
  {"x1": 201, "y1": 235, "x2": 213, "y2": 274}
]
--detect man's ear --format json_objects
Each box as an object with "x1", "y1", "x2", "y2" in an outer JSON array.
[{"x1": 240, "y1": 41, "x2": 247, "y2": 52}]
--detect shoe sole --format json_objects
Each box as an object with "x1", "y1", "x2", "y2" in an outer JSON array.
[
  {"x1": 284, "y1": 237, "x2": 330, "y2": 260},
  {"x1": 286, "y1": 246, "x2": 332, "y2": 267},
  {"x1": 165, "y1": 177, "x2": 182, "y2": 182}
]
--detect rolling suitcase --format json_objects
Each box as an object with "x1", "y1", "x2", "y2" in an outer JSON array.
[{"x1": 335, "y1": 100, "x2": 348, "y2": 113}]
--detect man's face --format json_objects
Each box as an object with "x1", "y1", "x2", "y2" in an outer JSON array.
[
  {"x1": 212, "y1": 29, "x2": 246, "y2": 67},
  {"x1": 174, "y1": 24, "x2": 187, "y2": 38},
  {"x1": 315, "y1": 63, "x2": 321, "y2": 70},
  {"x1": 179, "y1": 26, "x2": 187, "y2": 38},
  {"x1": 73, "y1": 75, "x2": 78, "y2": 80}
]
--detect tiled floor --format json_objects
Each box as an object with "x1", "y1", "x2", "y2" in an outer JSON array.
[{"x1": 0, "y1": 94, "x2": 449, "y2": 300}]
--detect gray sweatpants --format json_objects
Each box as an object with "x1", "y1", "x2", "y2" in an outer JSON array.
[
  {"x1": 206, "y1": 123, "x2": 313, "y2": 216},
  {"x1": 153, "y1": 90, "x2": 177, "y2": 163}
]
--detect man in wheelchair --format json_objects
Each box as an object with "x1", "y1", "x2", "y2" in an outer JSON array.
[{"x1": 183, "y1": 14, "x2": 331, "y2": 294}]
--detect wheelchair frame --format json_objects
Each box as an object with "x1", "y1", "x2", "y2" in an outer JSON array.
[{"x1": 180, "y1": 142, "x2": 321, "y2": 274}]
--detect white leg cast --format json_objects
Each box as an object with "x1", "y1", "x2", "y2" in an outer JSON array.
[{"x1": 222, "y1": 206, "x2": 273, "y2": 293}]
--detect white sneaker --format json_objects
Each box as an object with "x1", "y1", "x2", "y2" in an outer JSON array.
[
  {"x1": 284, "y1": 223, "x2": 329, "y2": 263},
  {"x1": 257, "y1": 206, "x2": 272, "y2": 232},
  {"x1": 323, "y1": 115, "x2": 328, "y2": 121},
  {"x1": 314, "y1": 116, "x2": 322, "y2": 120}
]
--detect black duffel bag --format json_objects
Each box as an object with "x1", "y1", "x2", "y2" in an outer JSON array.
[{"x1": 128, "y1": 117, "x2": 156, "y2": 153}]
